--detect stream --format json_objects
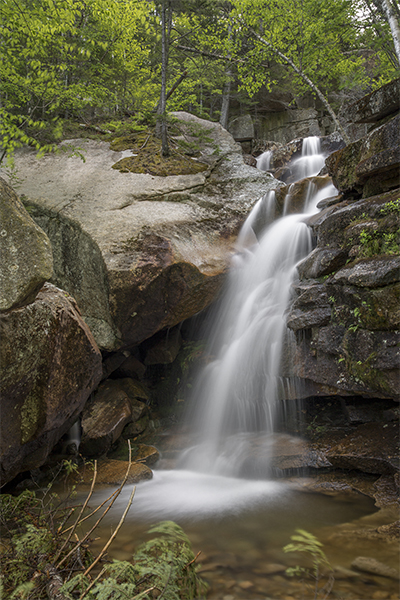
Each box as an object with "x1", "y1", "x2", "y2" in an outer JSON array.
[{"x1": 73, "y1": 138, "x2": 399, "y2": 600}]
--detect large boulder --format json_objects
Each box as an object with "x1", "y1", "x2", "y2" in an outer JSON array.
[
  {"x1": 0, "y1": 177, "x2": 53, "y2": 311},
  {"x1": 0, "y1": 283, "x2": 102, "y2": 486},
  {"x1": 325, "y1": 115, "x2": 400, "y2": 198},
  {"x1": 5, "y1": 113, "x2": 279, "y2": 350},
  {"x1": 286, "y1": 188, "x2": 400, "y2": 400},
  {"x1": 345, "y1": 78, "x2": 400, "y2": 124}
]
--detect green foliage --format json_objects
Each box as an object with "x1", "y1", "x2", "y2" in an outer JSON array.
[
  {"x1": 359, "y1": 227, "x2": 400, "y2": 257},
  {"x1": 306, "y1": 417, "x2": 328, "y2": 438},
  {"x1": 0, "y1": 488, "x2": 206, "y2": 600},
  {"x1": 62, "y1": 521, "x2": 207, "y2": 600},
  {"x1": 283, "y1": 529, "x2": 334, "y2": 599},
  {"x1": 380, "y1": 198, "x2": 400, "y2": 215},
  {"x1": 231, "y1": 0, "x2": 370, "y2": 97}
]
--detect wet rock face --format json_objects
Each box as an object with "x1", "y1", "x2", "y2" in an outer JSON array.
[
  {"x1": 10, "y1": 112, "x2": 279, "y2": 350},
  {"x1": 346, "y1": 77, "x2": 400, "y2": 124},
  {"x1": 325, "y1": 115, "x2": 400, "y2": 198},
  {"x1": 326, "y1": 422, "x2": 399, "y2": 476},
  {"x1": 284, "y1": 80, "x2": 400, "y2": 403},
  {"x1": 0, "y1": 283, "x2": 102, "y2": 486},
  {"x1": 0, "y1": 178, "x2": 53, "y2": 311},
  {"x1": 286, "y1": 188, "x2": 400, "y2": 399}
]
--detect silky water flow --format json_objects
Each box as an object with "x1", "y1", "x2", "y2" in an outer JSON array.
[
  {"x1": 81, "y1": 140, "x2": 393, "y2": 600},
  {"x1": 99, "y1": 137, "x2": 344, "y2": 521}
]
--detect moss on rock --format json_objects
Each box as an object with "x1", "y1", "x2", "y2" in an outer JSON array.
[{"x1": 110, "y1": 130, "x2": 209, "y2": 176}]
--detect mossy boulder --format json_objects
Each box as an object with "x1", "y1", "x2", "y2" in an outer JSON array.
[
  {"x1": 286, "y1": 184, "x2": 400, "y2": 399},
  {"x1": 0, "y1": 177, "x2": 53, "y2": 311},
  {"x1": 9, "y1": 112, "x2": 278, "y2": 349},
  {"x1": 0, "y1": 283, "x2": 102, "y2": 486},
  {"x1": 326, "y1": 115, "x2": 400, "y2": 198}
]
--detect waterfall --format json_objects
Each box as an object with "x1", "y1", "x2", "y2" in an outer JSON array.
[
  {"x1": 183, "y1": 137, "x2": 337, "y2": 475},
  {"x1": 289, "y1": 136, "x2": 326, "y2": 181},
  {"x1": 256, "y1": 150, "x2": 272, "y2": 172}
]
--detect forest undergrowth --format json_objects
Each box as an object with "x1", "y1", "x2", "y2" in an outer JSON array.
[{"x1": 0, "y1": 442, "x2": 207, "y2": 600}]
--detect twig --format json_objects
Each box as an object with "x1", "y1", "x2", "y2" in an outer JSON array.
[
  {"x1": 79, "y1": 440, "x2": 133, "y2": 579},
  {"x1": 54, "y1": 461, "x2": 98, "y2": 563},
  {"x1": 78, "y1": 565, "x2": 107, "y2": 599},
  {"x1": 60, "y1": 489, "x2": 119, "y2": 535},
  {"x1": 82, "y1": 484, "x2": 136, "y2": 579},
  {"x1": 139, "y1": 134, "x2": 151, "y2": 150},
  {"x1": 184, "y1": 550, "x2": 201, "y2": 569}
]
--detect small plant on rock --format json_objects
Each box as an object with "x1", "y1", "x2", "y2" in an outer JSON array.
[{"x1": 283, "y1": 529, "x2": 334, "y2": 600}]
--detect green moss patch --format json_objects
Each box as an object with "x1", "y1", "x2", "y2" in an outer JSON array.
[{"x1": 110, "y1": 131, "x2": 209, "y2": 176}]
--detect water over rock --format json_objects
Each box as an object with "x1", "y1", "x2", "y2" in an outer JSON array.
[
  {"x1": 6, "y1": 112, "x2": 279, "y2": 351},
  {"x1": 286, "y1": 95, "x2": 400, "y2": 401}
]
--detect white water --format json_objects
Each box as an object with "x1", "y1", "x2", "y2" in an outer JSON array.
[
  {"x1": 256, "y1": 150, "x2": 272, "y2": 171},
  {"x1": 289, "y1": 136, "x2": 326, "y2": 181},
  {"x1": 120, "y1": 138, "x2": 338, "y2": 521},
  {"x1": 183, "y1": 137, "x2": 336, "y2": 476}
]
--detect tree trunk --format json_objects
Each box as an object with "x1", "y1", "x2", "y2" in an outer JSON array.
[
  {"x1": 153, "y1": 70, "x2": 188, "y2": 113},
  {"x1": 219, "y1": 65, "x2": 232, "y2": 130},
  {"x1": 158, "y1": 0, "x2": 170, "y2": 157},
  {"x1": 247, "y1": 26, "x2": 351, "y2": 144},
  {"x1": 378, "y1": 0, "x2": 400, "y2": 65},
  {"x1": 220, "y1": 21, "x2": 233, "y2": 130}
]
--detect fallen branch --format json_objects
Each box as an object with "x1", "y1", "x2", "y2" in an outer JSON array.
[
  {"x1": 54, "y1": 461, "x2": 98, "y2": 563},
  {"x1": 45, "y1": 565, "x2": 70, "y2": 600},
  {"x1": 184, "y1": 550, "x2": 202, "y2": 570},
  {"x1": 79, "y1": 124, "x2": 112, "y2": 134},
  {"x1": 60, "y1": 489, "x2": 119, "y2": 535},
  {"x1": 82, "y1": 484, "x2": 136, "y2": 581},
  {"x1": 57, "y1": 441, "x2": 132, "y2": 570}
]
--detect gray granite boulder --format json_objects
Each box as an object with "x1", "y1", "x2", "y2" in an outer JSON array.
[
  {"x1": 0, "y1": 177, "x2": 53, "y2": 311},
  {"x1": 4, "y1": 113, "x2": 279, "y2": 350}
]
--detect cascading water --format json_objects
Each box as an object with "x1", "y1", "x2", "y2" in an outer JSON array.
[
  {"x1": 256, "y1": 150, "x2": 272, "y2": 172},
  {"x1": 182, "y1": 137, "x2": 337, "y2": 476},
  {"x1": 289, "y1": 135, "x2": 326, "y2": 181},
  {"x1": 92, "y1": 137, "x2": 339, "y2": 522},
  {"x1": 79, "y1": 138, "x2": 394, "y2": 600}
]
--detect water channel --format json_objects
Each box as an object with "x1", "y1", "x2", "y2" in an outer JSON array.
[{"x1": 74, "y1": 139, "x2": 399, "y2": 599}]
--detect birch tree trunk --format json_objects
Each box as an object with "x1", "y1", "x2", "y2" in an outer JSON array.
[
  {"x1": 247, "y1": 26, "x2": 351, "y2": 144},
  {"x1": 158, "y1": 0, "x2": 170, "y2": 156},
  {"x1": 378, "y1": 0, "x2": 400, "y2": 65}
]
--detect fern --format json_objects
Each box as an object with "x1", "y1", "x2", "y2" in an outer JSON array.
[
  {"x1": 8, "y1": 582, "x2": 35, "y2": 599},
  {"x1": 283, "y1": 529, "x2": 334, "y2": 600},
  {"x1": 91, "y1": 579, "x2": 138, "y2": 600}
]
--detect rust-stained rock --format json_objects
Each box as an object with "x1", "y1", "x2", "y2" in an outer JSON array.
[
  {"x1": 80, "y1": 381, "x2": 132, "y2": 456},
  {"x1": 77, "y1": 459, "x2": 153, "y2": 485},
  {"x1": 0, "y1": 177, "x2": 53, "y2": 311},
  {"x1": 326, "y1": 423, "x2": 399, "y2": 476},
  {"x1": 275, "y1": 175, "x2": 333, "y2": 215},
  {"x1": 0, "y1": 283, "x2": 102, "y2": 486}
]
